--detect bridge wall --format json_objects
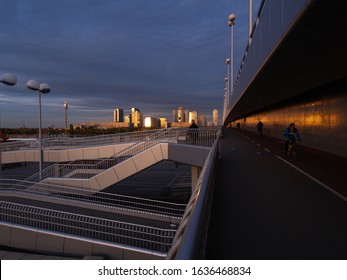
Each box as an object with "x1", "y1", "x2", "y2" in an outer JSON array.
[{"x1": 230, "y1": 85, "x2": 347, "y2": 158}]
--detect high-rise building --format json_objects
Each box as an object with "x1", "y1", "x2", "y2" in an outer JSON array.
[
  {"x1": 213, "y1": 109, "x2": 219, "y2": 126},
  {"x1": 131, "y1": 107, "x2": 143, "y2": 128},
  {"x1": 177, "y1": 106, "x2": 184, "y2": 122},
  {"x1": 198, "y1": 114, "x2": 206, "y2": 126},
  {"x1": 159, "y1": 118, "x2": 168, "y2": 128},
  {"x1": 144, "y1": 117, "x2": 160, "y2": 129},
  {"x1": 114, "y1": 108, "x2": 124, "y2": 122},
  {"x1": 172, "y1": 109, "x2": 177, "y2": 122},
  {"x1": 185, "y1": 109, "x2": 189, "y2": 123},
  {"x1": 189, "y1": 111, "x2": 198, "y2": 123},
  {"x1": 124, "y1": 115, "x2": 130, "y2": 124}
]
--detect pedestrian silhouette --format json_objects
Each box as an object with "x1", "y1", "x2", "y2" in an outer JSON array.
[
  {"x1": 257, "y1": 121, "x2": 263, "y2": 136},
  {"x1": 189, "y1": 120, "x2": 198, "y2": 145}
]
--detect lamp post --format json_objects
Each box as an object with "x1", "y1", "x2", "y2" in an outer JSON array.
[
  {"x1": 0, "y1": 73, "x2": 17, "y2": 177},
  {"x1": 249, "y1": 0, "x2": 253, "y2": 37},
  {"x1": 228, "y1": 13, "x2": 236, "y2": 97},
  {"x1": 26, "y1": 79, "x2": 50, "y2": 180},
  {"x1": 64, "y1": 96, "x2": 68, "y2": 130},
  {"x1": 225, "y1": 58, "x2": 230, "y2": 106}
]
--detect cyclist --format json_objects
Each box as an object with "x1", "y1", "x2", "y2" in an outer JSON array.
[
  {"x1": 256, "y1": 121, "x2": 264, "y2": 136},
  {"x1": 284, "y1": 123, "x2": 301, "y2": 156}
]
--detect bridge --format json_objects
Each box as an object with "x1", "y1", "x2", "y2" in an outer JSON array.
[{"x1": 1, "y1": 0, "x2": 347, "y2": 260}]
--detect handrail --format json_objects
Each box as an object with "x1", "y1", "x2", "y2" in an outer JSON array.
[
  {"x1": 0, "y1": 179, "x2": 186, "y2": 218},
  {"x1": 24, "y1": 128, "x2": 166, "y2": 182},
  {"x1": 25, "y1": 127, "x2": 220, "y2": 182},
  {"x1": 0, "y1": 200, "x2": 176, "y2": 253},
  {"x1": 166, "y1": 130, "x2": 221, "y2": 259},
  {"x1": 1, "y1": 129, "x2": 162, "y2": 152}
]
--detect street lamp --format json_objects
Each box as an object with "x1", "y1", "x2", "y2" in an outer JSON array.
[
  {"x1": 228, "y1": 13, "x2": 236, "y2": 97},
  {"x1": 26, "y1": 79, "x2": 51, "y2": 180},
  {"x1": 0, "y1": 73, "x2": 17, "y2": 86},
  {"x1": 0, "y1": 73, "x2": 17, "y2": 177}
]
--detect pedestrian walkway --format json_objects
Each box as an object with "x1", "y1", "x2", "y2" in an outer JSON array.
[{"x1": 206, "y1": 128, "x2": 347, "y2": 259}]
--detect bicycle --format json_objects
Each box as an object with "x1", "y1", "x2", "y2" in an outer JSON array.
[{"x1": 287, "y1": 136, "x2": 298, "y2": 160}]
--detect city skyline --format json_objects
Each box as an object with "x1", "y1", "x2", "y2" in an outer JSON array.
[
  {"x1": 75, "y1": 106, "x2": 218, "y2": 130},
  {"x1": 0, "y1": 0, "x2": 261, "y2": 128}
]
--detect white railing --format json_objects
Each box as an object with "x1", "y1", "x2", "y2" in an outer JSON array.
[
  {"x1": 1, "y1": 129, "x2": 163, "y2": 152},
  {"x1": 0, "y1": 200, "x2": 176, "y2": 253},
  {"x1": 25, "y1": 128, "x2": 221, "y2": 182},
  {"x1": 167, "y1": 130, "x2": 221, "y2": 259},
  {"x1": 0, "y1": 179, "x2": 186, "y2": 218},
  {"x1": 0, "y1": 138, "x2": 39, "y2": 152}
]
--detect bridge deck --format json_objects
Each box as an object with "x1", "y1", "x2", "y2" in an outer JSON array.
[{"x1": 206, "y1": 128, "x2": 347, "y2": 259}]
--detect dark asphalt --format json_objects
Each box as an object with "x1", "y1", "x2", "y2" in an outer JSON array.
[{"x1": 206, "y1": 128, "x2": 347, "y2": 260}]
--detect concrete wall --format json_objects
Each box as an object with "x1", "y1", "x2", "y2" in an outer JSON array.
[{"x1": 230, "y1": 88, "x2": 347, "y2": 158}]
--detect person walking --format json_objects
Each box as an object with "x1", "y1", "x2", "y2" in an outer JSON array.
[{"x1": 189, "y1": 120, "x2": 198, "y2": 145}]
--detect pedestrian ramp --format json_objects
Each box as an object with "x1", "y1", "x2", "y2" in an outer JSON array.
[{"x1": 40, "y1": 143, "x2": 210, "y2": 192}]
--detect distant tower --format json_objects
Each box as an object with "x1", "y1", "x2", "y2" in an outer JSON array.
[
  {"x1": 185, "y1": 109, "x2": 190, "y2": 123},
  {"x1": 131, "y1": 107, "x2": 143, "y2": 128},
  {"x1": 189, "y1": 111, "x2": 198, "y2": 123},
  {"x1": 114, "y1": 108, "x2": 124, "y2": 122},
  {"x1": 172, "y1": 109, "x2": 177, "y2": 122},
  {"x1": 64, "y1": 97, "x2": 68, "y2": 129},
  {"x1": 199, "y1": 114, "x2": 206, "y2": 126},
  {"x1": 213, "y1": 109, "x2": 219, "y2": 126},
  {"x1": 177, "y1": 106, "x2": 184, "y2": 122}
]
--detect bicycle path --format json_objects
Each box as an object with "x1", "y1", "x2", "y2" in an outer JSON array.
[
  {"x1": 206, "y1": 128, "x2": 347, "y2": 259},
  {"x1": 232, "y1": 128, "x2": 347, "y2": 198}
]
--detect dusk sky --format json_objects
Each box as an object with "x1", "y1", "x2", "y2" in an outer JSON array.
[{"x1": 1, "y1": 0, "x2": 261, "y2": 128}]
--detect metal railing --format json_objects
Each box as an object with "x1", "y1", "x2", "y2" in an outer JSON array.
[
  {"x1": 0, "y1": 138, "x2": 39, "y2": 152},
  {"x1": 25, "y1": 128, "x2": 220, "y2": 182},
  {"x1": 42, "y1": 129, "x2": 164, "y2": 149},
  {"x1": 0, "y1": 179, "x2": 186, "y2": 218},
  {"x1": 0, "y1": 200, "x2": 176, "y2": 253},
  {"x1": 166, "y1": 130, "x2": 221, "y2": 259},
  {"x1": 1, "y1": 129, "x2": 163, "y2": 152},
  {"x1": 23, "y1": 129, "x2": 166, "y2": 182}
]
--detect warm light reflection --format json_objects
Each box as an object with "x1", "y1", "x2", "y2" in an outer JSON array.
[{"x1": 144, "y1": 117, "x2": 152, "y2": 128}]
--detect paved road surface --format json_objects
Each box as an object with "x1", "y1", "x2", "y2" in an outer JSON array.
[{"x1": 206, "y1": 128, "x2": 347, "y2": 259}]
